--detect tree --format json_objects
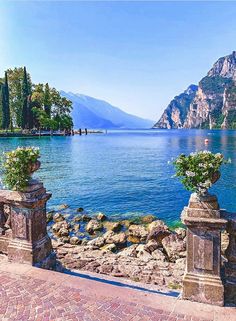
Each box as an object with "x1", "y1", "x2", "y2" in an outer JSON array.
[
  {"x1": 4, "y1": 67, "x2": 32, "y2": 128},
  {"x1": 44, "y1": 83, "x2": 51, "y2": 117},
  {"x1": 3, "y1": 72, "x2": 10, "y2": 129},
  {"x1": 21, "y1": 67, "x2": 30, "y2": 129}
]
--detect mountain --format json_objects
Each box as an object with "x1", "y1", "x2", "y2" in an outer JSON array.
[
  {"x1": 60, "y1": 91, "x2": 154, "y2": 129},
  {"x1": 153, "y1": 85, "x2": 198, "y2": 129},
  {"x1": 154, "y1": 51, "x2": 236, "y2": 129}
]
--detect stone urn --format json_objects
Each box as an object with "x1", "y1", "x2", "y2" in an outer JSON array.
[{"x1": 28, "y1": 160, "x2": 41, "y2": 175}]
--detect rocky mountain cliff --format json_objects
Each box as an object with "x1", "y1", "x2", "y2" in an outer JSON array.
[
  {"x1": 154, "y1": 51, "x2": 236, "y2": 129},
  {"x1": 153, "y1": 85, "x2": 198, "y2": 129}
]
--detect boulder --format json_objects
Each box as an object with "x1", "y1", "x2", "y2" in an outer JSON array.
[
  {"x1": 52, "y1": 221, "x2": 70, "y2": 234},
  {"x1": 86, "y1": 220, "x2": 103, "y2": 234},
  {"x1": 59, "y1": 236, "x2": 70, "y2": 243},
  {"x1": 76, "y1": 207, "x2": 84, "y2": 213},
  {"x1": 87, "y1": 237, "x2": 105, "y2": 248},
  {"x1": 118, "y1": 244, "x2": 138, "y2": 257},
  {"x1": 104, "y1": 231, "x2": 127, "y2": 246},
  {"x1": 174, "y1": 227, "x2": 186, "y2": 239},
  {"x1": 101, "y1": 244, "x2": 117, "y2": 253},
  {"x1": 147, "y1": 220, "x2": 170, "y2": 244},
  {"x1": 151, "y1": 249, "x2": 166, "y2": 261},
  {"x1": 136, "y1": 245, "x2": 153, "y2": 262},
  {"x1": 162, "y1": 234, "x2": 186, "y2": 262},
  {"x1": 53, "y1": 213, "x2": 65, "y2": 223},
  {"x1": 46, "y1": 212, "x2": 53, "y2": 223},
  {"x1": 128, "y1": 224, "x2": 148, "y2": 242},
  {"x1": 58, "y1": 228, "x2": 69, "y2": 237},
  {"x1": 73, "y1": 224, "x2": 80, "y2": 233},
  {"x1": 148, "y1": 220, "x2": 169, "y2": 232},
  {"x1": 96, "y1": 212, "x2": 107, "y2": 221},
  {"x1": 70, "y1": 236, "x2": 81, "y2": 245},
  {"x1": 127, "y1": 235, "x2": 141, "y2": 244},
  {"x1": 104, "y1": 221, "x2": 122, "y2": 232},
  {"x1": 141, "y1": 215, "x2": 156, "y2": 224},
  {"x1": 58, "y1": 204, "x2": 69, "y2": 210},
  {"x1": 144, "y1": 239, "x2": 159, "y2": 253}
]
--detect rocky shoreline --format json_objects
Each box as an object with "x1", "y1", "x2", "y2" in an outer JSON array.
[{"x1": 47, "y1": 206, "x2": 228, "y2": 291}]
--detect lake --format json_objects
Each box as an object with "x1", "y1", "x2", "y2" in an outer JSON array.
[{"x1": 0, "y1": 129, "x2": 235, "y2": 225}]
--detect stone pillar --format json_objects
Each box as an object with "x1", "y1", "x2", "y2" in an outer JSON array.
[
  {"x1": 223, "y1": 212, "x2": 236, "y2": 305},
  {"x1": 0, "y1": 179, "x2": 54, "y2": 266},
  {"x1": 181, "y1": 193, "x2": 227, "y2": 306}
]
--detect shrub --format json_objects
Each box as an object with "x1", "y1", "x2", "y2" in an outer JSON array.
[
  {"x1": 173, "y1": 151, "x2": 229, "y2": 196},
  {"x1": 2, "y1": 146, "x2": 40, "y2": 191}
]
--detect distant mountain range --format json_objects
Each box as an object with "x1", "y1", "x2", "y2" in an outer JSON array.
[
  {"x1": 60, "y1": 91, "x2": 154, "y2": 129},
  {"x1": 153, "y1": 51, "x2": 236, "y2": 129}
]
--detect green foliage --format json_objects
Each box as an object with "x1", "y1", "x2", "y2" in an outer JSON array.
[
  {"x1": 173, "y1": 151, "x2": 229, "y2": 195},
  {"x1": 200, "y1": 76, "x2": 233, "y2": 94},
  {"x1": 2, "y1": 147, "x2": 40, "y2": 191},
  {"x1": 44, "y1": 83, "x2": 51, "y2": 117},
  {"x1": 226, "y1": 110, "x2": 236, "y2": 129},
  {"x1": 0, "y1": 67, "x2": 73, "y2": 132}
]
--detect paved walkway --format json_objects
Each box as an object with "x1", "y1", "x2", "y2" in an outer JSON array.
[{"x1": 0, "y1": 260, "x2": 235, "y2": 321}]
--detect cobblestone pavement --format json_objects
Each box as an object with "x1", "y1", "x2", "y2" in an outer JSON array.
[{"x1": 0, "y1": 261, "x2": 235, "y2": 321}]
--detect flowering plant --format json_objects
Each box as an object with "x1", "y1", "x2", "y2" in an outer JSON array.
[
  {"x1": 1, "y1": 147, "x2": 40, "y2": 191},
  {"x1": 173, "y1": 151, "x2": 229, "y2": 196}
]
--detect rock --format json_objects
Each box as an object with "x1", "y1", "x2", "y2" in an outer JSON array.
[
  {"x1": 59, "y1": 236, "x2": 70, "y2": 243},
  {"x1": 148, "y1": 220, "x2": 169, "y2": 232},
  {"x1": 52, "y1": 221, "x2": 70, "y2": 234},
  {"x1": 46, "y1": 212, "x2": 53, "y2": 223},
  {"x1": 104, "y1": 231, "x2": 127, "y2": 246},
  {"x1": 147, "y1": 220, "x2": 170, "y2": 244},
  {"x1": 147, "y1": 226, "x2": 170, "y2": 244},
  {"x1": 162, "y1": 234, "x2": 186, "y2": 262},
  {"x1": 81, "y1": 214, "x2": 92, "y2": 222},
  {"x1": 81, "y1": 238, "x2": 88, "y2": 245},
  {"x1": 121, "y1": 220, "x2": 133, "y2": 228},
  {"x1": 87, "y1": 237, "x2": 105, "y2": 248},
  {"x1": 53, "y1": 213, "x2": 65, "y2": 223},
  {"x1": 73, "y1": 224, "x2": 80, "y2": 232},
  {"x1": 144, "y1": 240, "x2": 159, "y2": 253},
  {"x1": 70, "y1": 236, "x2": 81, "y2": 245},
  {"x1": 151, "y1": 249, "x2": 166, "y2": 261},
  {"x1": 76, "y1": 207, "x2": 84, "y2": 213},
  {"x1": 58, "y1": 228, "x2": 69, "y2": 237},
  {"x1": 127, "y1": 235, "x2": 141, "y2": 244},
  {"x1": 221, "y1": 230, "x2": 229, "y2": 254},
  {"x1": 86, "y1": 220, "x2": 103, "y2": 234},
  {"x1": 58, "y1": 204, "x2": 69, "y2": 210},
  {"x1": 96, "y1": 212, "x2": 107, "y2": 221},
  {"x1": 128, "y1": 224, "x2": 148, "y2": 242},
  {"x1": 136, "y1": 244, "x2": 153, "y2": 262},
  {"x1": 104, "y1": 221, "x2": 122, "y2": 232},
  {"x1": 175, "y1": 227, "x2": 186, "y2": 239},
  {"x1": 101, "y1": 244, "x2": 117, "y2": 253},
  {"x1": 118, "y1": 244, "x2": 138, "y2": 257},
  {"x1": 141, "y1": 215, "x2": 156, "y2": 224}
]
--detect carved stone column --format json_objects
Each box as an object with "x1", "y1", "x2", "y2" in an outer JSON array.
[
  {"x1": 223, "y1": 212, "x2": 236, "y2": 305},
  {"x1": 181, "y1": 193, "x2": 227, "y2": 306},
  {"x1": 0, "y1": 179, "x2": 53, "y2": 265}
]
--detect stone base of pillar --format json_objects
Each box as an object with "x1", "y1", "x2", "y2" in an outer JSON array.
[
  {"x1": 0, "y1": 235, "x2": 9, "y2": 254},
  {"x1": 8, "y1": 235, "x2": 53, "y2": 265},
  {"x1": 182, "y1": 272, "x2": 224, "y2": 306}
]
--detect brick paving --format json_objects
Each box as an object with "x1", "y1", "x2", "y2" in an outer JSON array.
[{"x1": 0, "y1": 261, "x2": 235, "y2": 321}]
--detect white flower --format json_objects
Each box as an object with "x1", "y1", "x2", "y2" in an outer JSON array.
[{"x1": 186, "y1": 171, "x2": 195, "y2": 177}]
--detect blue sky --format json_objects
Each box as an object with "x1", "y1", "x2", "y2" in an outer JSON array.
[{"x1": 1, "y1": 1, "x2": 236, "y2": 120}]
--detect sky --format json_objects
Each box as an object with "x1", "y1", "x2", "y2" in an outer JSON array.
[{"x1": 1, "y1": 1, "x2": 236, "y2": 120}]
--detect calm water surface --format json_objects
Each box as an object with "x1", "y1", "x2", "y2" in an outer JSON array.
[{"x1": 0, "y1": 130, "x2": 235, "y2": 225}]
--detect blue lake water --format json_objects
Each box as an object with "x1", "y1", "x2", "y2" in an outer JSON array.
[{"x1": 0, "y1": 129, "x2": 235, "y2": 225}]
